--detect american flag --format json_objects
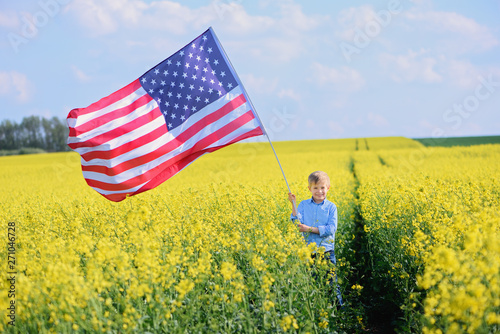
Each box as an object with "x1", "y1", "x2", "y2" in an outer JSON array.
[{"x1": 67, "y1": 27, "x2": 264, "y2": 202}]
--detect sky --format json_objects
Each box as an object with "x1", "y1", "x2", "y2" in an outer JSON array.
[{"x1": 1, "y1": 0, "x2": 499, "y2": 142}]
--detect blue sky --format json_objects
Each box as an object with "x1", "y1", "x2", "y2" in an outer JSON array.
[{"x1": 1, "y1": 0, "x2": 499, "y2": 141}]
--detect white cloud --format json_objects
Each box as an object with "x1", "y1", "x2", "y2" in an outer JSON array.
[
  {"x1": 380, "y1": 49, "x2": 442, "y2": 83},
  {"x1": 0, "y1": 71, "x2": 33, "y2": 102},
  {"x1": 310, "y1": 62, "x2": 365, "y2": 92},
  {"x1": 0, "y1": 11, "x2": 19, "y2": 29},
  {"x1": 404, "y1": 9, "x2": 498, "y2": 53},
  {"x1": 336, "y1": 5, "x2": 377, "y2": 41},
  {"x1": 277, "y1": 88, "x2": 300, "y2": 101},
  {"x1": 367, "y1": 112, "x2": 389, "y2": 127},
  {"x1": 71, "y1": 65, "x2": 91, "y2": 83},
  {"x1": 240, "y1": 73, "x2": 278, "y2": 96}
]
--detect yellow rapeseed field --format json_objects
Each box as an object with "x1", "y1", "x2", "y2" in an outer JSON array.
[{"x1": 1, "y1": 137, "x2": 499, "y2": 333}]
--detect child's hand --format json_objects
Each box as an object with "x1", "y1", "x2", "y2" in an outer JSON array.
[{"x1": 288, "y1": 192, "x2": 296, "y2": 203}]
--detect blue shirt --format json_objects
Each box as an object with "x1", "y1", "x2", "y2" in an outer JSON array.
[{"x1": 291, "y1": 198, "x2": 337, "y2": 253}]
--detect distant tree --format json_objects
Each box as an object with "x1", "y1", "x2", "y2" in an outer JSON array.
[{"x1": 0, "y1": 116, "x2": 69, "y2": 153}]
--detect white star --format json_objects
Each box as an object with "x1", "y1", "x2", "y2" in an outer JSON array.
[
  {"x1": 163, "y1": 110, "x2": 168, "y2": 115},
  {"x1": 210, "y1": 79, "x2": 215, "y2": 84},
  {"x1": 218, "y1": 90, "x2": 222, "y2": 96},
  {"x1": 189, "y1": 84, "x2": 195, "y2": 90},
  {"x1": 161, "y1": 80, "x2": 166, "y2": 86},
  {"x1": 186, "y1": 94, "x2": 192, "y2": 101},
  {"x1": 179, "y1": 83, "x2": 185, "y2": 89},
  {"x1": 171, "y1": 113, "x2": 176, "y2": 119},
  {"x1": 154, "y1": 69, "x2": 159, "y2": 75},
  {"x1": 170, "y1": 82, "x2": 175, "y2": 87},
  {"x1": 149, "y1": 89, "x2": 154, "y2": 94},
  {"x1": 195, "y1": 96, "x2": 201, "y2": 102},
  {"x1": 174, "y1": 103, "x2": 179, "y2": 109},
  {"x1": 183, "y1": 105, "x2": 189, "y2": 110},
  {"x1": 163, "y1": 70, "x2": 169, "y2": 76},
  {"x1": 227, "y1": 83, "x2": 233, "y2": 89},
  {"x1": 204, "y1": 98, "x2": 209, "y2": 103},
  {"x1": 167, "y1": 59, "x2": 172, "y2": 65},
  {"x1": 165, "y1": 101, "x2": 170, "y2": 107},
  {"x1": 183, "y1": 72, "x2": 188, "y2": 78},
  {"x1": 211, "y1": 70, "x2": 216, "y2": 75},
  {"x1": 151, "y1": 79, "x2": 156, "y2": 85},
  {"x1": 181, "y1": 115, "x2": 185, "y2": 121},
  {"x1": 185, "y1": 63, "x2": 190, "y2": 69},
  {"x1": 205, "y1": 58, "x2": 210, "y2": 63},
  {"x1": 157, "y1": 98, "x2": 162, "y2": 103},
  {"x1": 220, "y1": 71, "x2": 226, "y2": 77},
  {"x1": 173, "y1": 71, "x2": 178, "y2": 77},
  {"x1": 208, "y1": 47, "x2": 213, "y2": 53},
  {"x1": 177, "y1": 93, "x2": 182, "y2": 99},
  {"x1": 159, "y1": 89, "x2": 164, "y2": 94},
  {"x1": 192, "y1": 106, "x2": 197, "y2": 112},
  {"x1": 202, "y1": 35, "x2": 207, "y2": 41},
  {"x1": 201, "y1": 76, "x2": 207, "y2": 82},
  {"x1": 167, "y1": 92, "x2": 173, "y2": 97},
  {"x1": 141, "y1": 77, "x2": 146, "y2": 83},
  {"x1": 194, "y1": 65, "x2": 199, "y2": 70},
  {"x1": 196, "y1": 55, "x2": 201, "y2": 61},
  {"x1": 176, "y1": 61, "x2": 181, "y2": 66},
  {"x1": 179, "y1": 51, "x2": 185, "y2": 56},
  {"x1": 218, "y1": 81, "x2": 223, "y2": 87},
  {"x1": 192, "y1": 74, "x2": 197, "y2": 80},
  {"x1": 168, "y1": 123, "x2": 172, "y2": 128},
  {"x1": 199, "y1": 46, "x2": 204, "y2": 52},
  {"x1": 203, "y1": 67, "x2": 208, "y2": 73},
  {"x1": 188, "y1": 53, "x2": 193, "y2": 59},
  {"x1": 191, "y1": 43, "x2": 196, "y2": 48},
  {"x1": 214, "y1": 59, "x2": 219, "y2": 65},
  {"x1": 198, "y1": 86, "x2": 204, "y2": 92},
  {"x1": 208, "y1": 88, "x2": 213, "y2": 93}
]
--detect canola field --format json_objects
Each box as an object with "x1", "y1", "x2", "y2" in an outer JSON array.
[{"x1": 0, "y1": 137, "x2": 499, "y2": 333}]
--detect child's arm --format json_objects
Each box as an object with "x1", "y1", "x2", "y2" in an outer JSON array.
[
  {"x1": 297, "y1": 224, "x2": 319, "y2": 234},
  {"x1": 288, "y1": 193, "x2": 298, "y2": 217}
]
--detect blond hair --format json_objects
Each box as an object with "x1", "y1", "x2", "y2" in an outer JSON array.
[{"x1": 308, "y1": 171, "x2": 330, "y2": 186}]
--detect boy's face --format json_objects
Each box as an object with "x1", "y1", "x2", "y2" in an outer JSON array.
[{"x1": 308, "y1": 179, "x2": 330, "y2": 203}]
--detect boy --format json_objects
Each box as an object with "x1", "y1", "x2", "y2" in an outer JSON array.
[{"x1": 288, "y1": 170, "x2": 343, "y2": 306}]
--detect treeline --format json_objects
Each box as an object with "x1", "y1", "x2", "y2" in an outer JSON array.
[{"x1": 0, "y1": 116, "x2": 69, "y2": 154}]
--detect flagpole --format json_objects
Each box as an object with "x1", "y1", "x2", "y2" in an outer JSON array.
[{"x1": 210, "y1": 27, "x2": 297, "y2": 212}]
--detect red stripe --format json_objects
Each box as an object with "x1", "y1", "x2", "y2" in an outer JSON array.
[
  {"x1": 69, "y1": 94, "x2": 153, "y2": 138},
  {"x1": 85, "y1": 109, "x2": 257, "y2": 192},
  {"x1": 67, "y1": 79, "x2": 143, "y2": 119},
  {"x1": 100, "y1": 126, "x2": 263, "y2": 202},
  {"x1": 81, "y1": 93, "x2": 247, "y2": 175},
  {"x1": 68, "y1": 106, "x2": 163, "y2": 150},
  {"x1": 80, "y1": 123, "x2": 168, "y2": 162}
]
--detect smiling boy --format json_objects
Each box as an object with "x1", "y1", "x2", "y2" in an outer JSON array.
[{"x1": 288, "y1": 170, "x2": 343, "y2": 306}]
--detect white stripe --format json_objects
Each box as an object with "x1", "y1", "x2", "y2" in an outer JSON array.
[
  {"x1": 72, "y1": 114, "x2": 166, "y2": 157},
  {"x1": 79, "y1": 85, "x2": 245, "y2": 163},
  {"x1": 73, "y1": 86, "x2": 147, "y2": 128},
  {"x1": 82, "y1": 100, "x2": 253, "y2": 184},
  {"x1": 89, "y1": 181, "x2": 148, "y2": 196},
  {"x1": 67, "y1": 97, "x2": 158, "y2": 145}
]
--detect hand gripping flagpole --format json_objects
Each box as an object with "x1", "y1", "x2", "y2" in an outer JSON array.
[{"x1": 210, "y1": 27, "x2": 297, "y2": 213}]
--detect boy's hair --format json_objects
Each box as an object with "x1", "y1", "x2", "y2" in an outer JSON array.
[{"x1": 308, "y1": 171, "x2": 330, "y2": 186}]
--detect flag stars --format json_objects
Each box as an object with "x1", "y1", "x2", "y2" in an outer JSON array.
[
  {"x1": 203, "y1": 67, "x2": 208, "y2": 73},
  {"x1": 163, "y1": 70, "x2": 169, "y2": 76},
  {"x1": 167, "y1": 59, "x2": 172, "y2": 65},
  {"x1": 176, "y1": 93, "x2": 182, "y2": 99},
  {"x1": 159, "y1": 89, "x2": 164, "y2": 94},
  {"x1": 149, "y1": 89, "x2": 154, "y2": 94},
  {"x1": 165, "y1": 101, "x2": 170, "y2": 107},
  {"x1": 189, "y1": 84, "x2": 195, "y2": 90},
  {"x1": 183, "y1": 72, "x2": 188, "y2": 78},
  {"x1": 191, "y1": 43, "x2": 196, "y2": 48},
  {"x1": 185, "y1": 63, "x2": 190, "y2": 69},
  {"x1": 176, "y1": 61, "x2": 181, "y2": 66},
  {"x1": 161, "y1": 80, "x2": 166, "y2": 86},
  {"x1": 173, "y1": 71, "x2": 178, "y2": 77},
  {"x1": 207, "y1": 47, "x2": 213, "y2": 53},
  {"x1": 191, "y1": 106, "x2": 197, "y2": 112},
  {"x1": 188, "y1": 53, "x2": 193, "y2": 58},
  {"x1": 174, "y1": 103, "x2": 179, "y2": 109},
  {"x1": 170, "y1": 113, "x2": 176, "y2": 119},
  {"x1": 167, "y1": 92, "x2": 173, "y2": 98},
  {"x1": 201, "y1": 76, "x2": 207, "y2": 82},
  {"x1": 186, "y1": 94, "x2": 192, "y2": 101},
  {"x1": 192, "y1": 74, "x2": 197, "y2": 80},
  {"x1": 151, "y1": 79, "x2": 156, "y2": 85},
  {"x1": 196, "y1": 55, "x2": 201, "y2": 61},
  {"x1": 204, "y1": 98, "x2": 210, "y2": 103},
  {"x1": 181, "y1": 115, "x2": 185, "y2": 121},
  {"x1": 183, "y1": 105, "x2": 188, "y2": 111},
  {"x1": 198, "y1": 86, "x2": 204, "y2": 92},
  {"x1": 195, "y1": 96, "x2": 201, "y2": 102},
  {"x1": 202, "y1": 35, "x2": 207, "y2": 41},
  {"x1": 227, "y1": 83, "x2": 233, "y2": 89},
  {"x1": 220, "y1": 71, "x2": 226, "y2": 77},
  {"x1": 214, "y1": 59, "x2": 219, "y2": 65},
  {"x1": 179, "y1": 83, "x2": 185, "y2": 89},
  {"x1": 194, "y1": 65, "x2": 199, "y2": 71},
  {"x1": 205, "y1": 58, "x2": 210, "y2": 63},
  {"x1": 154, "y1": 69, "x2": 160, "y2": 75}
]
